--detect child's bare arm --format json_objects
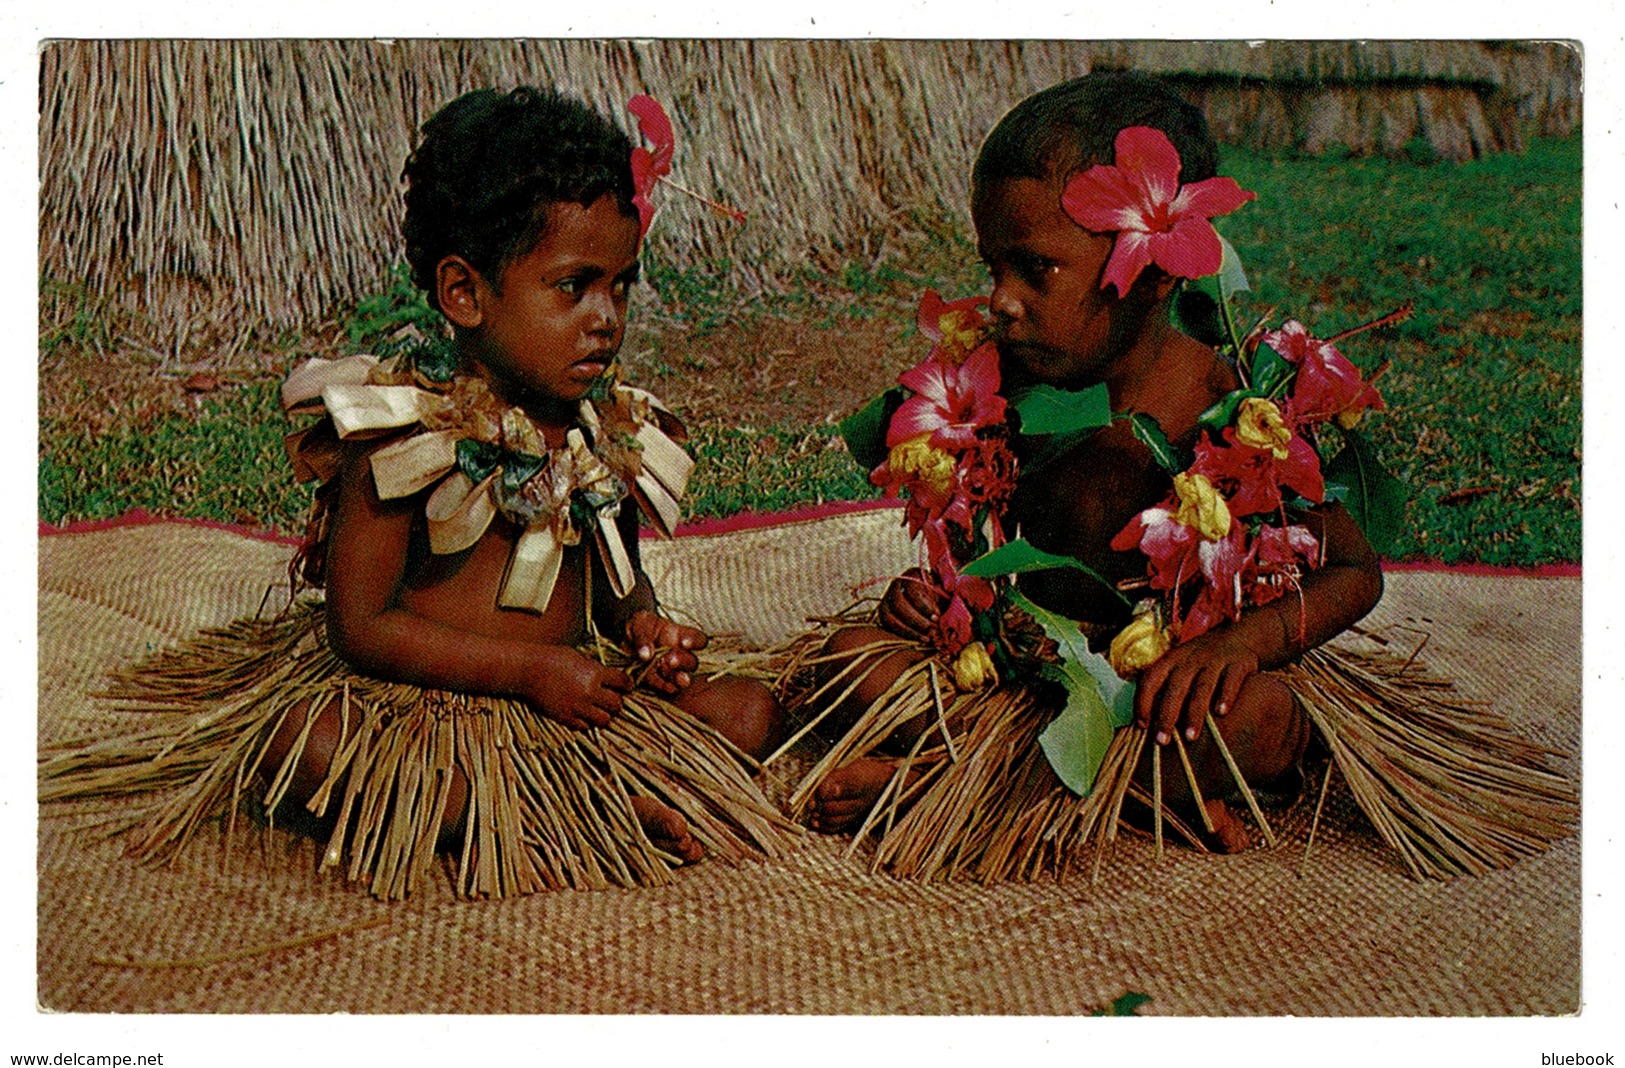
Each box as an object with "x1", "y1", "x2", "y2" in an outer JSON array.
[
  {"x1": 1134, "y1": 501, "x2": 1383, "y2": 744},
  {"x1": 323, "y1": 441, "x2": 632, "y2": 730},
  {"x1": 591, "y1": 507, "x2": 705, "y2": 695}
]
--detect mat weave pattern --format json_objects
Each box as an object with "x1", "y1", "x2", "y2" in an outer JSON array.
[{"x1": 37, "y1": 514, "x2": 1580, "y2": 1014}]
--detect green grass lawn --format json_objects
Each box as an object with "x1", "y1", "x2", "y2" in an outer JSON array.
[{"x1": 39, "y1": 137, "x2": 1581, "y2": 566}]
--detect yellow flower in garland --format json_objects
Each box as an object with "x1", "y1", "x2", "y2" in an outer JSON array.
[
  {"x1": 887, "y1": 433, "x2": 958, "y2": 496},
  {"x1": 1171, "y1": 472, "x2": 1232, "y2": 541},
  {"x1": 1235, "y1": 397, "x2": 1293, "y2": 459},
  {"x1": 937, "y1": 309, "x2": 986, "y2": 359},
  {"x1": 916, "y1": 290, "x2": 992, "y2": 365},
  {"x1": 1109, "y1": 609, "x2": 1172, "y2": 676},
  {"x1": 953, "y1": 641, "x2": 998, "y2": 690}
]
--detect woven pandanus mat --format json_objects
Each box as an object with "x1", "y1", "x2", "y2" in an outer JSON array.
[{"x1": 36, "y1": 517, "x2": 1580, "y2": 1015}]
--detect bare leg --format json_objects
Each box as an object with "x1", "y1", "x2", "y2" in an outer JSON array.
[
  {"x1": 1134, "y1": 672, "x2": 1310, "y2": 853},
  {"x1": 809, "y1": 626, "x2": 932, "y2": 833},
  {"x1": 676, "y1": 675, "x2": 784, "y2": 761}
]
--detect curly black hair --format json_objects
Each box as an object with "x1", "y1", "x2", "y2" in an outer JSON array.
[
  {"x1": 401, "y1": 86, "x2": 638, "y2": 310},
  {"x1": 973, "y1": 71, "x2": 1219, "y2": 194}
]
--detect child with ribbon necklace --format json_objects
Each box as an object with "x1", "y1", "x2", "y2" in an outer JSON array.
[
  {"x1": 783, "y1": 72, "x2": 1574, "y2": 880},
  {"x1": 44, "y1": 86, "x2": 794, "y2": 899}
]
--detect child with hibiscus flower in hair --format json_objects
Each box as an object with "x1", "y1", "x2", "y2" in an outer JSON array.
[
  {"x1": 43, "y1": 87, "x2": 794, "y2": 900},
  {"x1": 788, "y1": 72, "x2": 1573, "y2": 879}
]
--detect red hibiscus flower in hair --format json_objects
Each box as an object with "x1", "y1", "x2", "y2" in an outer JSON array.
[
  {"x1": 1264, "y1": 320, "x2": 1386, "y2": 427},
  {"x1": 1061, "y1": 126, "x2": 1255, "y2": 298},
  {"x1": 628, "y1": 95, "x2": 675, "y2": 236},
  {"x1": 887, "y1": 342, "x2": 1008, "y2": 452}
]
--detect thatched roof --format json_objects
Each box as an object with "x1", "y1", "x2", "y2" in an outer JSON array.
[{"x1": 37, "y1": 39, "x2": 1581, "y2": 338}]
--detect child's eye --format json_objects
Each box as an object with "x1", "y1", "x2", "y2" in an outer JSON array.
[
  {"x1": 557, "y1": 277, "x2": 582, "y2": 296},
  {"x1": 1015, "y1": 256, "x2": 1056, "y2": 286}
]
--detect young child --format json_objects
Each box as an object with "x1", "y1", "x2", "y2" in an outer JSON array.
[
  {"x1": 44, "y1": 86, "x2": 792, "y2": 899},
  {"x1": 791, "y1": 72, "x2": 1573, "y2": 877}
]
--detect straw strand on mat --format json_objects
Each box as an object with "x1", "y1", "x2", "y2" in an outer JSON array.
[
  {"x1": 1286, "y1": 645, "x2": 1578, "y2": 880},
  {"x1": 40, "y1": 600, "x2": 800, "y2": 900},
  {"x1": 774, "y1": 613, "x2": 1576, "y2": 884}
]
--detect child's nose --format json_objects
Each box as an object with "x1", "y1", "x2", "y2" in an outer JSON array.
[
  {"x1": 583, "y1": 292, "x2": 621, "y2": 334},
  {"x1": 989, "y1": 284, "x2": 1023, "y2": 322}
]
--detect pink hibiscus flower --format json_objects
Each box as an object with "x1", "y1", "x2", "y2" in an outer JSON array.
[
  {"x1": 1243, "y1": 523, "x2": 1321, "y2": 609},
  {"x1": 1180, "y1": 527, "x2": 1251, "y2": 640},
  {"x1": 1061, "y1": 126, "x2": 1256, "y2": 297},
  {"x1": 1263, "y1": 320, "x2": 1386, "y2": 426},
  {"x1": 886, "y1": 341, "x2": 1008, "y2": 452},
  {"x1": 1111, "y1": 505, "x2": 1202, "y2": 594},
  {"x1": 919, "y1": 523, "x2": 995, "y2": 655}
]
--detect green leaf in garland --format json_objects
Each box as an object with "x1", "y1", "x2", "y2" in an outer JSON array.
[
  {"x1": 960, "y1": 538, "x2": 1132, "y2": 610},
  {"x1": 1122, "y1": 412, "x2": 1189, "y2": 475},
  {"x1": 1196, "y1": 388, "x2": 1253, "y2": 435},
  {"x1": 498, "y1": 451, "x2": 548, "y2": 496},
  {"x1": 1216, "y1": 233, "x2": 1251, "y2": 297},
  {"x1": 1007, "y1": 383, "x2": 1112, "y2": 437},
  {"x1": 1323, "y1": 427, "x2": 1406, "y2": 554},
  {"x1": 1250, "y1": 343, "x2": 1293, "y2": 396},
  {"x1": 454, "y1": 438, "x2": 547, "y2": 496},
  {"x1": 838, "y1": 387, "x2": 905, "y2": 471},
  {"x1": 1008, "y1": 588, "x2": 1135, "y2": 796},
  {"x1": 455, "y1": 438, "x2": 504, "y2": 483},
  {"x1": 1173, "y1": 286, "x2": 1225, "y2": 348},
  {"x1": 408, "y1": 337, "x2": 461, "y2": 383}
]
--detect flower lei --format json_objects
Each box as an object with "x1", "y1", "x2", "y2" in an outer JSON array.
[{"x1": 842, "y1": 125, "x2": 1406, "y2": 796}]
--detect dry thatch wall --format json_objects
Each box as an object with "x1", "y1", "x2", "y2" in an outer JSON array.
[{"x1": 39, "y1": 39, "x2": 1581, "y2": 337}]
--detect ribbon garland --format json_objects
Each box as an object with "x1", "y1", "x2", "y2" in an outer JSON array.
[{"x1": 283, "y1": 353, "x2": 693, "y2": 614}]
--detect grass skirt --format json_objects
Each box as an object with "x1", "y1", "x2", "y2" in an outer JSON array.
[
  {"x1": 774, "y1": 611, "x2": 1577, "y2": 883},
  {"x1": 40, "y1": 600, "x2": 799, "y2": 900}
]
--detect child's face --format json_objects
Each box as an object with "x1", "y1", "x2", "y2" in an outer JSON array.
[
  {"x1": 973, "y1": 176, "x2": 1158, "y2": 390},
  {"x1": 467, "y1": 194, "x2": 641, "y2": 411}
]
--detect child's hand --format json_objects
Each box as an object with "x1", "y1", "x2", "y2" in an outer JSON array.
[
  {"x1": 878, "y1": 569, "x2": 948, "y2": 641},
  {"x1": 528, "y1": 646, "x2": 633, "y2": 730},
  {"x1": 626, "y1": 609, "x2": 706, "y2": 696},
  {"x1": 1134, "y1": 629, "x2": 1260, "y2": 747}
]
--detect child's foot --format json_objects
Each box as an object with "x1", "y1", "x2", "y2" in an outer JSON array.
[
  {"x1": 810, "y1": 757, "x2": 914, "y2": 833},
  {"x1": 630, "y1": 795, "x2": 703, "y2": 863},
  {"x1": 1203, "y1": 798, "x2": 1253, "y2": 854}
]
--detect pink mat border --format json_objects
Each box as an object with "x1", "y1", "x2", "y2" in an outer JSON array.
[{"x1": 37, "y1": 504, "x2": 1582, "y2": 579}]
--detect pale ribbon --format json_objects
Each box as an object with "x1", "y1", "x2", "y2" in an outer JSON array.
[{"x1": 282, "y1": 354, "x2": 692, "y2": 615}]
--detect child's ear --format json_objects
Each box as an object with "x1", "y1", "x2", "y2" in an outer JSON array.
[
  {"x1": 1150, "y1": 271, "x2": 1181, "y2": 304},
  {"x1": 436, "y1": 256, "x2": 484, "y2": 330}
]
